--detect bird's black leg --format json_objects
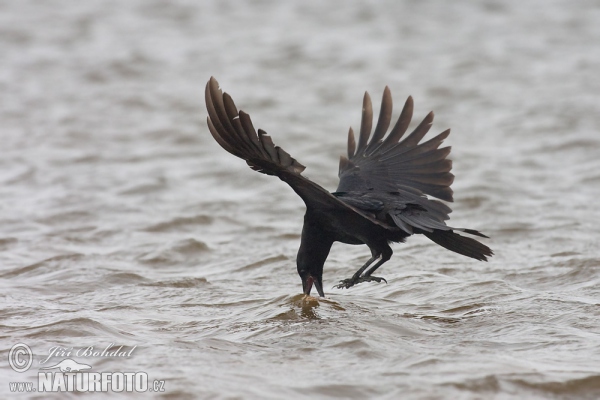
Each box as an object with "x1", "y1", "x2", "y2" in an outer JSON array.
[
  {"x1": 335, "y1": 245, "x2": 392, "y2": 289},
  {"x1": 334, "y1": 254, "x2": 378, "y2": 289},
  {"x1": 361, "y1": 246, "x2": 392, "y2": 283},
  {"x1": 358, "y1": 260, "x2": 389, "y2": 283}
]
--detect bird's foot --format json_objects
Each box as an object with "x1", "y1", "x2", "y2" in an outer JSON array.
[{"x1": 334, "y1": 275, "x2": 388, "y2": 289}]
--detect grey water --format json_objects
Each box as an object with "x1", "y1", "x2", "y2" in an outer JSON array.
[{"x1": 1, "y1": 0, "x2": 600, "y2": 398}]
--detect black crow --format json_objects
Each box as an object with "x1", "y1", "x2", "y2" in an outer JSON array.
[{"x1": 205, "y1": 77, "x2": 492, "y2": 297}]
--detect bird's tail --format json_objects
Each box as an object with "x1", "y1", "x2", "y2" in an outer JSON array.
[{"x1": 423, "y1": 230, "x2": 493, "y2": 261}]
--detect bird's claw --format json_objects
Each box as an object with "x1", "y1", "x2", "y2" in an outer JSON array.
[
  {"x1": 364, "y1": 276, "x2": 387, "y2": 285},
  {"x1": 333, "y1": 275, "x2": 388, "y2": 289}
]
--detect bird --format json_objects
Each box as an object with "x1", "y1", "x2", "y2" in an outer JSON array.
[{"x1": 205, "y1": 77, "x2": 492, "y2": 297}]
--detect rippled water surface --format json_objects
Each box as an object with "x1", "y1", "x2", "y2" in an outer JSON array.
[{"x1": 2, "y1": 1, "x2": 600, "y2": 398}]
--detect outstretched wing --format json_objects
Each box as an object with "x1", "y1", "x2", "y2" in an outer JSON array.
[
  {"x1": 205, "y1": 77, "x2": 394, "y2": 229},
  {"x1": 337, "y1": 87, "x2": 454, "y2": 202},
  {"x1": 335, "y1": 89, "x2": 492, "y2": 259},
  {"x1": 205, "y1": 77, "x2": 305, "y2": 177}
]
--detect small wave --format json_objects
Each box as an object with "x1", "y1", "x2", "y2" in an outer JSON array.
[
  {"x1": 532, "y1": 258, "x2": 600, "y2": 290},
  {"x1": 137, "y1": 238, "x2": 210, "y2": 265},
  {"x1": 171, "y1": 238, "x2": 210, "y2": 255},
  {"x1": 36, "y1": 211, "x2": 95, "y2": 226},
  {"x1": 2, "y1": 165, "x2": 35, "y2": 184},
  {"x1": 403, "y1": 313, "x2": 463, "y2": 325},
  {"x1": 446, "y1": 375, "x2": 501, "y2": 392},
  {"x1": 495, "y1": 222, "x2": 535, "y2": 234},
  {"x1": 460, "y1": 195, "x2": 490, "y2": 209},
  {"x1": 275, "y1": 233, "x2": 301, "y2": 240},
  {"x1": 327, "y1": 338, "x2": 370, "y2": 350},
  {"x1": 21, "y1": 317, "x2": 134, "y2": 339},
  {"x1": 551, "y1": 251, "x2": 581, "y2": 257},
  {"x1": 118, "y1": 181, "x2": 167, "y2": 195},
  {"x1": 143, "y1": 215, "x2": 213, "y2": 232},
  {"x1": 1, "y1": 254, "x2": 85, "y2": 278},
  {"x1": 512, "y1": 374, "x2": 600, "y2": 397},
  {"x1": 233, "y1": 254, "x2": 288, "y2": 272},
  {"x1": 261, "y1": 294, "x2": 347, "y2": 321},
  {"x1": 141, "y1": 277, "x2": 209, "y2": 288},
  {"x1": 264, "y1": 309, "x2": 303, "y2": 321},
  {"x1": 293, "y1": 383, "x2": 376, "y2": 399},
  {"x1": 244, "y1": 294, "x2": 322, "y2": 321},
  {"x1": 580, "y1": 173, "x2": 600, "y2": 184},
  {"x1": 0, "y1": 237, "x2": 18, "y2": 250},
  {"x1": 71, "y1": 154, "x2": 102, "y2": 163},
  {"x1": 442, "y1": 303, "x2": 486, "y2": 314},
  {"x1": 105, "y1": 272, "x2": 148, "y2": 284}
]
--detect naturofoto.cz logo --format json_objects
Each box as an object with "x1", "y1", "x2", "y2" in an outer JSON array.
[{"x1": 8, "y1": 343, "x2": 166, "y2": 393}]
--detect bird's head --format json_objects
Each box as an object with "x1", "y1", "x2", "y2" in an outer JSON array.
[
  {"x1": 297, "y1": 265, "x2": 325, "y2": 297},
  {"x1": 296, "y1": 222, "x2": 330, "y2": 298}
]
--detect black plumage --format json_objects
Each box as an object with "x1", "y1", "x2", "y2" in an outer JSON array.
[{"x1": 205, "y1": 77, "x2": 493, "y2": 297}]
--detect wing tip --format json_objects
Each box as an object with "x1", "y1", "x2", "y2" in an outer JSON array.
[
  {"x1": 383, "y1": 86, "x2": 392, "y2": 99},
  {"x1": 347, "y1": 127, "x2": 356, "y2": 158},
  {"x1": 205, "y1": 78, "x2": 307, "y2": 176}
]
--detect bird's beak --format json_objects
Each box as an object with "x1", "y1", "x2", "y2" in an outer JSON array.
[
  {"x1": 314, "y1": 277, "x2": 325, "y2": 297},
  {"x1": 303, "y1": 275, "x2": 325, "y2": 297}
]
